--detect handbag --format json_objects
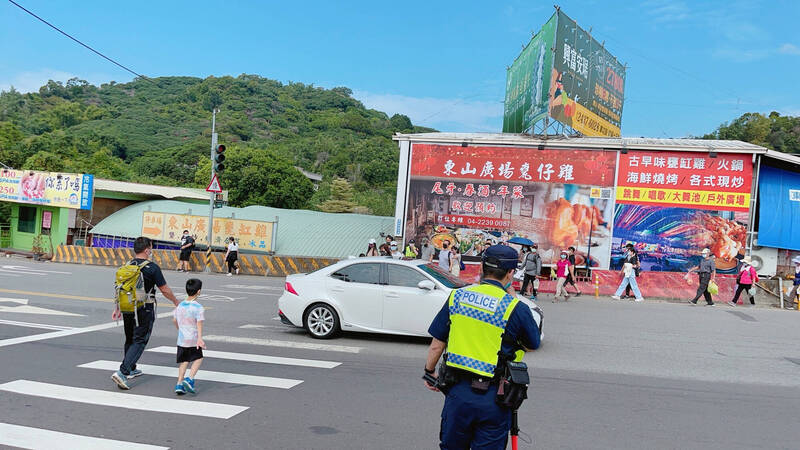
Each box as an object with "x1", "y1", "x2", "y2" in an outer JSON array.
[
  {"x1": 459, "y1": 259, "x2": 465, "y2": 271},
  {"x1": 748, "y1": 287, "x2": 756, "y2": 296},
  {"x1": 533, "y1": 278, "x2": 540, "y2": 290},
  {"x1": 708, "y1": 280, "x2": 719, "y2": 295}
]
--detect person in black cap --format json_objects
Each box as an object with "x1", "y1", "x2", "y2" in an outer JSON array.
[
  {"x1": 423, "y1": 244, "x2": 540, "y2": 449},
  {"x1": 177, "y1": 230, "x2": 195, "y2": 272}
]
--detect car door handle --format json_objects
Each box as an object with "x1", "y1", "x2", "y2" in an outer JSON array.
[
  {"x1": 332, "y1": 287, "x2": 345, "y2": 293},
  {"x1": 385, "y1": 292, "x2": 400, "y2": 298}
]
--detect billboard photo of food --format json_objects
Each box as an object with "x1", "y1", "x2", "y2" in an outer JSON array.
[{"x1": 611, "y1": 204, "x2": 747, "y2": 274}]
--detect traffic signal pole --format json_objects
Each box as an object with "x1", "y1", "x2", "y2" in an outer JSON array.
[{"x1": 204, "y1": 108, "x2": 218, "y2": 273}]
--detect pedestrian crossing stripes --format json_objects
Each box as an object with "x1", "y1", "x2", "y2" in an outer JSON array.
[
  {"x1": 78, "y1": 360, "x2": 304, "y2": 389},
  {"x1": 0, "y1": 422, "x2": 169, "y2": 450},
  {"x1": 202, "y1": 334, "x2": 363, "y2": 353},
  {"x1": 0, "y1": 380, "x2": 249, "y2": 419},
  {"x1": 146, "y1": 346, "x2": 342, "y2": 368}
]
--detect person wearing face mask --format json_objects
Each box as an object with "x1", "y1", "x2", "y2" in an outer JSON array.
[
  {"x1": 177, "y1": 230, "x2": 195, "y2": 272},
  {"x1": 728, "y1": 256, "x2": 758, "y2": 306},
  {"x1": 786, "y1": 256, "x2": 800, "y2": 309},
  {"x1": 611, "y1": 245, "x2": 644, "y2": 302},
  {"x1": 520, "y1": 245, "x2": 542, "y2": 299},
  {"x1": 420, "y1": 237, "x2": 435, "y2": 262},
  {"x1": 554, "y1": 250, "x2": 571, "y2": 302},
  {"x1": 366, "y1": 239, "x2": 379, "y2": 256},
  {"x1": 687, "y1": 248, "x2": 716, "y2": 306},
  {"x1": 405, "y1": 239, "x2": 419, "y2": 259},
  {"x1": 422, "y1": 244, "x2": 540, "y2": 450},
  {"x1": 390, "y1": 241, "x2": 403, "y2": 259}
]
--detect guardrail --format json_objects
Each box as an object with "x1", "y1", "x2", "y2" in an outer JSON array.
[{"x1": 52, "y1": 245, "x2": 338, "y2": 277}]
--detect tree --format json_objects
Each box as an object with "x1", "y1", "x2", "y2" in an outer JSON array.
[{"x1": 319, "y1": 178, "x2": 357, "y2": 213}]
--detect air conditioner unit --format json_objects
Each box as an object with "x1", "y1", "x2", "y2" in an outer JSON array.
[{"x1": 751, "y1": 245, "x2": 779, "y2": 276}]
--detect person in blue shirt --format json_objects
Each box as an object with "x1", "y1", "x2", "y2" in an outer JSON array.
[{"x1": 423, "y1": 245, "x2": 541, "y2": 450}]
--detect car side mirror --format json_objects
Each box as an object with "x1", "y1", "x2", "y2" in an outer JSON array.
[{"x1": 418, "y1": 280, "x2": 436, "y2": 291}]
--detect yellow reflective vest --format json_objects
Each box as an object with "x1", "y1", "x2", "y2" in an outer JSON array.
[{"x1": 445, "y1": 283, "x2": 523, "y2": 378}]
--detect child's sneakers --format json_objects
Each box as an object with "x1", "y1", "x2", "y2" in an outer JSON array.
[
  {"x1": 175, "y1": 383, "x2": 186, "y2": 395},
  {"x1": 182, "y1": 377, "x2": 196, "y2": 394}
]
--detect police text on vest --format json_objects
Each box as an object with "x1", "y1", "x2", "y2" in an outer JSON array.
[{"x1": 461, "y1": 291, "x2": 499, "y2": 312}]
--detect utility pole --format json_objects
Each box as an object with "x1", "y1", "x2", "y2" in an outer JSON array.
[{"x1": 204, "y1": 108, "x2": 219, "y2": 273}]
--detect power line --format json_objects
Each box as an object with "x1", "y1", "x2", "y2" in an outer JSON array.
[{"x1": 7, "y1": 0, "x2": 157, "y2": 85}]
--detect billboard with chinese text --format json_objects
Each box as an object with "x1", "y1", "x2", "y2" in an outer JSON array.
[
  {"x1": 141, "y1": 212, "x2": 274, "y2": 252},
  {"x1": 0, "y1": 169, "x2": 94, "y2": 210},
  {"x1": 549, "y1": 10, "x2": 626, "y2": 137},
  {"x1": 612, "y1": 151, "x2": 753, "y2": 274},
  {"x1": 502, "y1": 13, "x2": 557, "y2": 133},
  {"x1": 405, "y1": 143, "x2": 617, "y2": 269}
]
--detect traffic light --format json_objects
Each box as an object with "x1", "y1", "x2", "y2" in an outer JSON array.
[{"x1": 213, "y1": 144, "x2": 226, "y2": 173}]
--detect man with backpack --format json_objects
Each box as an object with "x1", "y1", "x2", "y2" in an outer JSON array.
[
  {"x1": 111, "y1": 237, "x2": 180, "y2": 390},
  {"x1": 520, "y1": 245, "x2": 542, "y2": 299}
]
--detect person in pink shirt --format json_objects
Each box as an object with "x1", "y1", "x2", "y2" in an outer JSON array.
[
  {"x1": 728, "y1": 256, "x2": 758, "y2": 307},
  {"x1": 554, "y1": 250, "x2": 571, "y2": 302}
]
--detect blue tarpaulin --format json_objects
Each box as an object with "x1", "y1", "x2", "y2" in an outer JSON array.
[{"x1": 757, "y1": 165, "x2": 800, "y2": 250}]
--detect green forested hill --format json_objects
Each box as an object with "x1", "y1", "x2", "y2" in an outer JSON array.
[{"x1": 0, "y1": 75, "x2": 434, "y2": 216}]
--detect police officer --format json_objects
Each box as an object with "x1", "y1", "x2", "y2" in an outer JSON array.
[{"x1": 423, "y1": 245, "x2": 541, "y2": 449}]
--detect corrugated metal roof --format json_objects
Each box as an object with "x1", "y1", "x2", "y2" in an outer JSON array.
[
  {"x1": 94, "y1": 179, "x2": 213, "y2": 201},
  {"x1": 393, "y1": 132, "x2": 768, "y2": 153},
  {"x1": 90, "y1": 200, "x2": 394, "y2": 258}
]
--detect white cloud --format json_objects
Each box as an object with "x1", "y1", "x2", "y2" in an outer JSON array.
[
  {"x1": 354, "y1": 91, "x2": 503, "y2": 132},
  {"x1": 712, "y1": 48, "x2": 772, "y2": 63},
  {"x1": 779, "y1": 43, "x2": 800, "y2": 55},
  {"x1": 0, "y1": 69, "x2": 111, "y2": 93}
]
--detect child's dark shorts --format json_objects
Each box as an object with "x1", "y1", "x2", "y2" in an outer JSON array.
[{"x1": 176, "y1": 346, "x2": 204, "y2": 363}]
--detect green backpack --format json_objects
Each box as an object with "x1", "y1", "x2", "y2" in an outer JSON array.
[{"x1": 115, "y1": 260, "x2": 150, "y2": 313}]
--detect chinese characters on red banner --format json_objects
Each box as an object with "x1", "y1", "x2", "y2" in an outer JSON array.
[{"x1": 616, "y1": 151, "x2": 752, "y2": 212}]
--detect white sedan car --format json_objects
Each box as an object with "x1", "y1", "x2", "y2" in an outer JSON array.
[{"x1": 278, "y1": 257, "x2": 543, "y2": 339}]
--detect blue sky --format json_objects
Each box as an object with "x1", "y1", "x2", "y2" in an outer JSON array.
[{"x1": 1, "y1": 0, "x2": 799, "y2": 138}]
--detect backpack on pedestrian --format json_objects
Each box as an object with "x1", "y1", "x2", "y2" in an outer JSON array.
[{"x1": 114, "y1": 260, "x2": 150, "y2": 323}]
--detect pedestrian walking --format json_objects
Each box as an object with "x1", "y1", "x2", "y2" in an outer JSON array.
[
  {"x1": 687, "y1": 248, "x2": 716, "y2": 306},
  {"x1": 554, "y1": 250, "x2": 571, "y2": 302},
  {"x1": 405, "y1": 239, "x2": 419, "y2": 258},
  {"x1": 450, "y1": 247, "x2": 462, "y2": 277},
  {"x1": 173, "y1": 278, "x2": 206, "y2": 395},
  {"x1": 423, "y1": 245, "x2": 540, "y2": 449},
  {"x1": 728, "y1": 256, "x2": 758, "y2": 306},
  {"x1": 224, "y1": 236, "x2": 239, "y2": 276},
  {"x1": 111, "y1": 237, "x2": 180, "y2": 390},
  {"x1": 611, "y1": 246, "x2": 644, "y2": 301},
  {"x1": 420, "y1": 237, "x2": 435, "y2": 262},
  {"x1": 520, "y1": 245, "x2": 542, "y2": 299},
  {"x1": 564, "y1": 246, "x2": 582, "y2": 296},
  {"x1": 438, "y1": 241, "x2": 451, "y2": 271},
  {"x1": 619, "y1": 244, "x2": 640, "y2": 298},
  {"x1": 787, "y1": 256, "x2": 800, "y2": 309},
  {"x1": 365, "y1": 239, "x2": 379, "y2": 256},
  {"x1": 177, "y1": 230, "x2": 195, "y2": 272}
]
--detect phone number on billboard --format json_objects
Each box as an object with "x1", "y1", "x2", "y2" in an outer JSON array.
[{"x1": 439, "y1": 214, "x2": 511, "y2": 229}]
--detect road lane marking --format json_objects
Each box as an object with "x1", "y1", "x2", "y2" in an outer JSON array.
[
  {"x1": 0, "y1": 380, "x2": 248, "y2": 419},
  {"x1": 147, "y1": 346, "x2": 341, "y2": 369},
  {"x1": 1, "y1": 265, "x2": 72, "y2": 274},
  {"x1": 221, "y1": 284, "x2": 283, "y2": 291},
  {"x1": 0, "y1": 298, "x2": 84, "y2": 317},
  {"x1": 79, "y1": 360, "x2": 304, "y2": 389},
  {"x1": 239, "y1": 324, "x2": 266, "y2": 329},
  {"x1": 202, "y1": 335, "x2": 362, "y2": 354},
  {"x1": 0, "y1": 319, "x2": 74, "y2": 331},
  {"x1": 0, "y1": 288, "x2": 175, "y2": 306},
  {"x1": 0, "y1": 312, "x2": 174, "y2": 348},
  {"x1": 0, "y1": 422, "x2": 168, "y2": 450}
]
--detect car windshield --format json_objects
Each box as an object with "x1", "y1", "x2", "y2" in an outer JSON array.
[{"x1": 417, "y1": 264, "x2": 469, "y2": 288}]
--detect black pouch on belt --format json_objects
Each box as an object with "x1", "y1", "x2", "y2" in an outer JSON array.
[{"x1": 495, "y1": 361, "x2": 530, "y2": 410}]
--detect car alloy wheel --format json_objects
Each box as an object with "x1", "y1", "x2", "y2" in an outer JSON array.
[{"x1": 305, "y1": 304, "x2": 340, "y2": 339}]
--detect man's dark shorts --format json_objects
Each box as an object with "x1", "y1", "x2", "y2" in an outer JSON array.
[
  {"x1": 179, "y1": 250, "x2": 191, "y2": 262},
  {"x1": 176, "y1": 346, "x2": 203, "y2": 363}
]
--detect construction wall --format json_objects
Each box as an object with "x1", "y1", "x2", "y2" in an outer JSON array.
[{"x1": 52, "y1": 245, "x2": 338, "y2": 277}]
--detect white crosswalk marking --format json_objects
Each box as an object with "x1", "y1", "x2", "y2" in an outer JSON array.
[
  {"x1": 78, "y1": 360, "x2": 303, "y2": 389},
  {"x1": 0, "y1": 422, "x2": 168, "y2": 450},
  {"x1": 0, "y1": 319, "x2": 74, "y2": 331},
  {"x1": 146, "y1": 346, "x2": 341, "y2": 369},
  {"x1": 0, "y1": 380, "x2": 248, "y2": 419},
  {"x1": 203, "y1": 334, "x2": 363, "y2": 353}
]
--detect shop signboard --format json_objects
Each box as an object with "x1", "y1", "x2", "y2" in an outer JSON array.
[
  {"x1": 142, "y1": 212, "x2": 274, "y2": 252},
  {"x1": 0, "y1": 169, "x2": 94, "y2": 210},
  {"x1": 404, "y1": 143, "x2": 617, "y2": 268},
  {"x1": 612, "y1": 151, "x2": 753, "y2": 274}
]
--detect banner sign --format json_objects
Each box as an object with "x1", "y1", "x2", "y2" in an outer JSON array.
[
  {"x1": 0, "y1": 169, "x2": 94, "y2": 210},
  {"x1": 410, "y1": 144, "x2": 616, "y2": 186},
  {"x1": 502, "y1": 13, "x2": 557, "y2": 133},
  {"x1": 548, "y1": 10, "x2": 626, "y2": 137},
  {"x1": 404, "y1": 144, "x2": 617, "y2": 269},
  {"x1": 142, "y1": 212, "x2": 274, "y2": 252},
  {"x1": 615, "y1": 151, "x2": 752, "y2": 212}
]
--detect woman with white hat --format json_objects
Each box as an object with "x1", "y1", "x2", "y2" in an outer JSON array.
[
  {"x1": 365, "y1": 239, "x2": 379, "y2": 257},
  {"x1": 728, "y1": 256, "x2": 758, "y2": 306}
]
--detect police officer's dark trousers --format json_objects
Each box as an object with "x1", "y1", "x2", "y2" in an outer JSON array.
[{"x1": 440, "y1": 379, "x2": 511, "y2": 450}]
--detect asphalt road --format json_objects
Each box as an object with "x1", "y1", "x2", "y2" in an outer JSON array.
[{"x1": 0, "y1": 257, "x2": 799, "y2": 449}]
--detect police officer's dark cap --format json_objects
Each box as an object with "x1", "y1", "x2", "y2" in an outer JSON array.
[{"x1": 482, "y1": 244, "x2": 519, "y2": 270}]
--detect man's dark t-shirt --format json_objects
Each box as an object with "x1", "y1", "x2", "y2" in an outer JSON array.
[
  {"x1": 131, "y1": 258, "x2": 167, "y2": 299},
  {"x1": 181, "y1": 236, "x2": 195, "y2": 250}
]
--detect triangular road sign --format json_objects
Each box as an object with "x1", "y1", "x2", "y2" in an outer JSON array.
[{"x1": 206, "y1": 173, "x2": 222, "y2": 193}]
